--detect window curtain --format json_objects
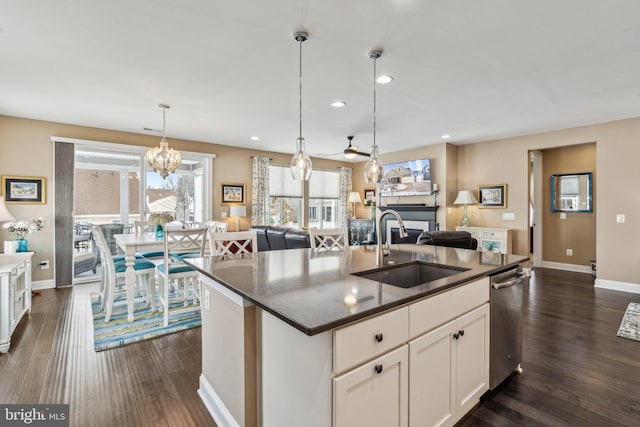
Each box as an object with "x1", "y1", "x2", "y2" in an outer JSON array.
[
  {"x1": 251, "y1": 156, "x2": 270, "y2": 226},
  {"x1": 339, "y1": 167, "x2": 352, "y2": 228}
]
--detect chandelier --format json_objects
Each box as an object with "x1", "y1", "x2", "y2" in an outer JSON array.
[{"x1": 146, "y1": 104, "x2": 182, "y2": 179}]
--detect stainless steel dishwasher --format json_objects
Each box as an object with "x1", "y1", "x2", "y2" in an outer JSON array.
[{"x1": 489, "y1": 264, "x2": 528, "y2": 389}]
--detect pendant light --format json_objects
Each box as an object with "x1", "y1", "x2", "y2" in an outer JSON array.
[
  {"x1": 290, "y1": 31, "x2": 313, "y2": 181},
  {"x1": 146, "y1": 104, "x2": 182, "y2": 179},
  {"x1": 364, "y1": 50, "x2": 384, "y2": 184}
]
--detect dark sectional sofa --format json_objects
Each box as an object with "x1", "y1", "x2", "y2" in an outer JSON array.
[
  {"x1": 416, "y1": 230, "x2": 478, "y2": 250},
  {"x1": 249, "y1": 226, "x2": 311, "y2": 251}
]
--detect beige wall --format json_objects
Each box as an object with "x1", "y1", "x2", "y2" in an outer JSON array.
[
  {"x1": 542, "y1": 143, "x2": 596, "y2": 265},
  {"x1": 0, "y1": 115, "x2": 348, "y2": 282},
  {"x1": 4, "y1": 113, "x2": 640, "y2": 291}
]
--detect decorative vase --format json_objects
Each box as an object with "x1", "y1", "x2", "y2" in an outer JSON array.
[
  {"x1": 16, "y1": 238, "x2": 28, "y2": 252},
  {"x1": 155, "y1": 224, "x2": 164, "y2": 238}
]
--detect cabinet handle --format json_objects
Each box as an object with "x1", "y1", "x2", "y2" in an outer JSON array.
[
  {"x1": 374, "y1": 333, "x2": 383, "y2": 343},
  {"x1": 374, "y1": 364, "x2": 383, "y2": 374},
  {"x1": 453, "y1": 332, "x2": 459, "y2": 340},
  {"x1": 459, "y1": 329, "x2": 464, "y2": 337}
]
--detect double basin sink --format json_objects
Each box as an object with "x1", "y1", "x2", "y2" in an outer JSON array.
[{"x1": 353, "y1": 261, "x2": 469, "y2": 288}]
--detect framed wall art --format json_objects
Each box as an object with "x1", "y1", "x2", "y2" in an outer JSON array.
[
  {"x1": 363, "y1": 188, "x2": 376, "y2": 203},
  {"x1": 477, "y1": 183, "x2": 507, "y2": 208},
  {"x1": 2, "y1": 176, "x2": 46, "y2": 204},
  {"x1": 220, "y1": 182, "x2": 246, "y2": 205}
]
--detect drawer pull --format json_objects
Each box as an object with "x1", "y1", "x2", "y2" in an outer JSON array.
[
  {"x1": 374, "y1": 364, "x2": 383, "y2": 374},
  {"x1": 374, "y1": 333, "x2": 383, "y2": 343}
]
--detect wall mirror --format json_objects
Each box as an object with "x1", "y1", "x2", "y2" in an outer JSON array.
[{"x1": 551, "y1": 172, "x2": 593, "y2": 212}]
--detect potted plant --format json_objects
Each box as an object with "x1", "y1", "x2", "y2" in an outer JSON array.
[{"x1": 3, "y1": 217, "x2": 46, "y2": 252}]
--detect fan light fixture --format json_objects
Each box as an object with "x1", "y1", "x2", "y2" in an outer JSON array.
[
  {"x1": 290, "y1": 31, "x2": 312, "y2": 181},
  {"x1": 344, "y1": 136, "x2": 370, "y2": 159},
  {"x1": 146, "y1": 104, "x2": 182, "y2": 179},
  {"x1": 364, "y1": 50, "x2": 385, "y2": 184}
]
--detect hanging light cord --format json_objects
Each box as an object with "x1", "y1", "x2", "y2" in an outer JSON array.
[
  {"x1": 298, "y1": 36, "x2": 303, "y2": 140},
  {"x1": 373, "y1": 54, "x2": 377, "y2": 149},
  {"x1": 162, "y1": 106, "x2": 166, "y2": 139}
]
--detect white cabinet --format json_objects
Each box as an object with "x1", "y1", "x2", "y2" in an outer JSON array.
[
  {"x1": 334, "y1": 345, "x2": 408, "y2": 427},
  {"x1": 0, "y1": 253, "x2": 33, "y2": 353},
  {"x1": 455, "y1": 226, "x2": 512, "y2": 254},
  {"x1": 409, "y1": 304, "x2": 490, "y2": 427}
]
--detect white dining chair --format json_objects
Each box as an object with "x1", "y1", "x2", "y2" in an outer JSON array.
[
  {"x1": 309, "y1": 227, "x2": 349, "y2": 251},
  {"x1": 209, "y1": 230, "x2": 258, "y2": 255},
  {"x1": 204, "y1": 220, "x2": 230, "y2": 234},
  {"x1": 157, "y1": 227, "x2": 208, "y2": 326},
  {"x1": 92, "y1": 225, "x2": 157, "y2": 321}
]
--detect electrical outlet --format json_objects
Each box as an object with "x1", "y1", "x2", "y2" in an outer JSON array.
[
  {"x1": 566, "y1": 249, "x2": 573, "y2": 256},
  {"x1": 617, "y1": 214, "x2": 626, "y2": 223},
  {"x1": 204, "y1": 289, "x2": 210, "y2": 311},
  {"x1": 560, "y1": 213, "x2": 567, "y2": 220},
  {"x1": 40, "y1": 260, "x2": 49, "y2": 270}
]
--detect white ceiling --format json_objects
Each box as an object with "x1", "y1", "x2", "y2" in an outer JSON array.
[{"x1": 2, "y1": 1, "x2": 640, "y2": 161}]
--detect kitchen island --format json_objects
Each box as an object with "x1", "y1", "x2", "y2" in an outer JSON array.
[{"x1": 186, "y1": 244, "x2": 528, "y2": 427}]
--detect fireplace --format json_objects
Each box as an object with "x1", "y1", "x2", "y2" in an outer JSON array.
[{"x1": 379, "y1": 205, "x2": 437, "y2": 244}]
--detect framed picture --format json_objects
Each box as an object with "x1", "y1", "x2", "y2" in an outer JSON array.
[
  {"x1": 363, "y1": 188, "x2": 376, "y2": 203},
  {"x1": 2, "y1": 176, "x2": 46, "y2": 204},
  {"x1": 220, "y1": 182, "x2": 246, "y2": 205},
  {"x1": 477, "y1": 183, "x2": 507, "y2": 208}
]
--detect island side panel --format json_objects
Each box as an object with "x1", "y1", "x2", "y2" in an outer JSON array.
[
  {"x1": 200, "y1": 276, "x2": 257, "y2": 427},
  {"x1": 261, "y1": 309, "x2": 333, "y2": 427}
]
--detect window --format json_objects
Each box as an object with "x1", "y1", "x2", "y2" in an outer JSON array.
[
  {"x1": 309, "y1": 169, "x2": 340, "y2": 229},
  {"x1": 268, "y1": 166, "x2": 341, "y2": 228},
  {"x1": 269, "y1": 166, "x2": 303, "y2": 227}
]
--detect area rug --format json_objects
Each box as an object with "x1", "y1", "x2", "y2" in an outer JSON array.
[
  {"x1": 617, "y1": 302, "x2": 640, "y2": 342},
  {"x1": 91, "y1": 291, "x2": 201, "y2": 351}
]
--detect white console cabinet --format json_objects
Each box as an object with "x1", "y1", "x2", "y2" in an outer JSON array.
[
  {"x1": 455, "y1": 226, "x2": 512, "y2": 254},
  {"x1": 0, "y1": 252, "x2": 33, "y2": 353}
]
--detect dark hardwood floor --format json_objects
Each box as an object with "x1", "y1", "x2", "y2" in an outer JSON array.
[
  {"x1": 459, "y1": 268, "x2": 640, "y2": 427},
  {"x1": 1, "y1": 268, "x2": 638, "y2": 426}
]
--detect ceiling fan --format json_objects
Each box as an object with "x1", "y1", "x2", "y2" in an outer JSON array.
[{"x1": 343, "y1": 136, "x2": 370, "y2": 159}]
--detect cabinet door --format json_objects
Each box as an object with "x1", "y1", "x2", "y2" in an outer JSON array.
[
  {"x1": 454, "y1": 304, "x2": 490, "y2": 420},
  {"x1": 334, "y1": 345, "x2": 408, "y2": 427},
  {"x1": 409, "y1": 320, "x2": 457, "y2": 427}
]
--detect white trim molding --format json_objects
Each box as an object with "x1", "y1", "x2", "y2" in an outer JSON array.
[
  {"x1": 32, "y1": 279, "x2": 55, "y2": 290},
  {"x1": 595, "y1": 279, "x2": 640, "y2": 294},
  {"x1": 540, "y1": 261, "x2": 592, "y2": 274},
  {"x1": 198, "y1": 374, "x2": 239, "y2": 427}
]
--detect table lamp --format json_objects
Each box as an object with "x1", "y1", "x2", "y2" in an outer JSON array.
[
  {"x1": 347, "y1": 192, "x2": 362, "y2": 219},
  {"x1": 229, "y1": 205, "x2": 247, "y2": 231},
  {"x1": 453, "y1": 190, "x2": 478, "y2": 227}
]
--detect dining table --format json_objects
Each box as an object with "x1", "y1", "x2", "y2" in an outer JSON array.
[{"x1": 114, "y1": 232, "x2": 164, "y2": 322}]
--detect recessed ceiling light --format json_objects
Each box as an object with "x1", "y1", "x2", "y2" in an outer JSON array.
[
  {"x1": 250, "y1": 136, "x2": 260, "y2": 141},
  {"x1": 330, "y1": 101, "x2": 346, "y2": 107},
  {"x1": 442, "y1": 134, "x2": 451, "y2": 139},
  {"x1": 376, "y1": 75, "x2": 393, "y2": 84}
]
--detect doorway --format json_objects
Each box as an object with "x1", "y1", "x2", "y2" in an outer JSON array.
[{"x1": 529, "y1": 151, "x2": 543, "y2": 268}]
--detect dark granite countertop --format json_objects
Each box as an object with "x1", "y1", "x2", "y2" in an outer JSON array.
[{"x1": 185, "y1": 245, "x2": 528, "y2": 336}]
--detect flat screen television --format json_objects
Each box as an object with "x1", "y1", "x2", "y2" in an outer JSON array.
[{"x1": 380, "y1": 158, "x2": 432, "y2": 197}]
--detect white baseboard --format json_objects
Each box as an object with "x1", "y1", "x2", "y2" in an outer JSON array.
[
  {"x1": 32, "y1": 279, "x2": 55, "y2": 290},
  {"x1": 595, "y1": 279, "x2": 640, "y2": 294},
  {"x1": 540, "y1": 261, "x2": 592, "y2": 274},
  {"x1": 198, "y1": 374, "x2": 239, "y2": 427}
]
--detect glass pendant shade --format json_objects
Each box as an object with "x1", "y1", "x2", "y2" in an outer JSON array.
[
  {"x1": 290, "y1": 137, "x2": 312, "y2": 180},
  {"x1": 146, "y1": 104, "x2": 182, "y2": 179},
  {"x1": 363, "y1": 145, "x2": 384, "y2": 184}
]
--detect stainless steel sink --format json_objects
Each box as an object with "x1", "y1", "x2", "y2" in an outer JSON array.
[{"x1": 353, "y1": 261, "x2": 470, "y2": 288}]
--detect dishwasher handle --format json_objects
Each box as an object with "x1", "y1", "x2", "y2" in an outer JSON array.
[{"x1": 492, "y1": 272, "x2": 525, "y2": 290}]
